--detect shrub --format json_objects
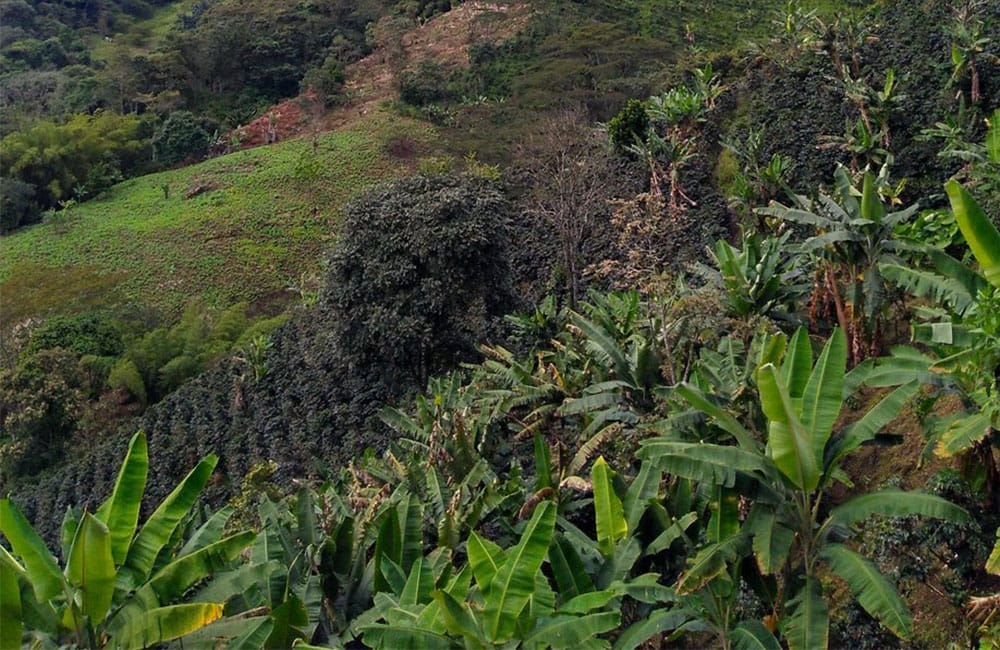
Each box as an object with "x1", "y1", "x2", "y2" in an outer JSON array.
[
  {"x1": 25, "y1": 312, "x2": 123, "y2": 357},
  {"x1": 107, "y1": 357, "x2": 146, "y2": 405},
  {"x1": 324, "y1": 174, "x2": 514, "y2": 389},
  {"x1": 607, "y1": 98, "x2": 649, "y2": 151},
  {"x1": 398, "y1": 59, "x2": 455, "y2": 106},
  {"x1": 0, "y1": 175, "x2": 38, "y2": 232},
  {"x1": 154, "y1": 110, "x2": 211, "y2": 166},
  {"x1": 300, "y1": 54, "x2": 345, "y2": 107}
]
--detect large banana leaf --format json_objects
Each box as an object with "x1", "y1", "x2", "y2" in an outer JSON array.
[
  {"x1": 987, "y1": 108, "x2": 1000, "y2": 162},
  {"x1": 571, "y1": 313, "x2": 630, "y2": 380},
  {"x1": 523, "y1": 611, "x2": 620, "y2": 649},
  {"x1": 179, "y1": 506, "x2": 234, "y2": 557},
  {"x1": 484, "y1": 501, "x2": 556, "y2": 642},
  {"x1": 675, "y1": 384, "x2": 758, "y2": 450},
  {"x1": 592, "y1": 457, "x2": 627, "y2": 556},
  {"x1": 860, "y1": 172, "x2": 884, "y2": 222},
  {"x1": 784, "y1": 577, "x2": 828, "y2": 650},
  {"x1": 613, "y1": 609, "x2": 691, "y2": 650},
  {"x1": 193, "y1": 559, "x2": 282, "y2": 605},
  {"x1": 0, "y1": 557, "x2": 22, "y2": 649},
  {"x1": 549, "y1": 535, "x2": 595, "y2": 599},
  {"x1": 947, "y1": 180, "x2": 1000, "y2": 288},
  {"x1": 65, "y1": 512, "x2": 116, "y2": 625},
  {"x1": 0, "y1": 498, "x2": 65, "y2": 602},
  {"x1": 988, "y1": 528, "x2": 1000, "y2": 575},
  {"x1": 780, "y1": 328, "x2": 813, "y2": 399},
  {"x1": 112, "y1": 602, "x2": 224, "y2": 650},
  {"x1": 729, "y1": 621, "x2": 781, "y2": 650},
  {"x1": 622, "y1": 462, "x2": 660, "y2": 532},
  {"x1": 758, "y1": 364, "x2": 819, "y2": 491},
  {"x1": 95, "y1": 431, "x2": 149, "y2": 566},
  {"x1": 707, "y1": 486, "x2": 740, "y2": 544},
  {"x1": 172, "y1": 615, "x2": 275, "y2": 650},
  {"x1": 361, "y1": 623, "x2": 451, "y2": 649},
  {"x1": 828, "y1": 489, "x2": 969, "y2": 527},
  {"x1": 637, "y1": 440, "x2": 773, "y2": 488},
  {"x1": 147, "y1": 531, "x2": 256, "y2": 601},
  {"x1": 675, "y1": 534, "x2": 749, "y2": 594},
  {"x1": 835, "y1": 381, "x2": 919, "y2": 461},
  {"x1": 119, "y1": 454, "x2": 219, "y2": 590},
  {"x1": 821, "y1": 544, "x2": 910, "y2": 638},
  {"x1": 467, "y1": 533, "x2": 505, "y2": 593},
  {"x1": 800, "y1": 329, "x2": 846, "y2": 465},
  {"x1": 731, "y1": 621, "x2": 781, "y2": 650},
  {"x1": 433, "y1": 588, "x2": 483, "y2": 643},
  {"x1": 881, "y1": 263, "x2": 977, "y2": 316},
  {"x1": 936, "y1": 410, "x2": 994, "y2": 457},
  {"x1": 745, "y1": 507, "x2": 794, "y2": 575}
]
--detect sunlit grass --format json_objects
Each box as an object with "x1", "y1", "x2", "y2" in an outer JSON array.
[{"x1": 0, "y1": 111, "x2": 435, "y2": 323}]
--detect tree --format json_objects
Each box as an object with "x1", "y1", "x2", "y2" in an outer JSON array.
[
  {"x1": 640, "y1": 328, "x2": 969, "y2": 649},
  {"x1": 758, "y1": 165, "x2": 918, "y2": 363},
  {"x1": 517, "y1": 111, "x2": 626, "y2": 307},
  {"x1": 882, "y1": 181, "x2": 1000, "y2": 507},
  {"x1": 324, "y1": 174, "x2": 514, "y2": 389},
  {"x1": 0, "y1": 175, "x2": 38, "y2": 232},
  {"x1": 153, "y1": 110, "x2": 210, "y2": 166}
]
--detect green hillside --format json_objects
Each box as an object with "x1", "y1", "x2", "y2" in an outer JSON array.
[{"x1": 0, "y1": 111, "x2": 435, "y2": 329}]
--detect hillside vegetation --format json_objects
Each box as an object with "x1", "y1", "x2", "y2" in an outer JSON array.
[
  {"x1": 3, "y1": 0, "x2": 1000, "y2": 648},
  {"x1": 0, "y1": 111, "x2": 435, "y2": 328}
]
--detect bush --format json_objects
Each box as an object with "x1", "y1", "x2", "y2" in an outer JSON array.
[
  {"x1": 154, "y1": 110, "x2": 211, "y2": 166},
  {"x1": 300, "y1": 54, "x2": 345, "y2": 107},
  {"x1": 25, "y1": 312, "x2": 123, "y2": 357},
  {"x1": 107, "y1": 358, "x2": 146, "y2": 405},
  {"x1": 324, "y1": 174, "x2": 514, "y2": 389},
  {"x1": 0, "y1": 111, "x2": 154, "y2": 220},
  {"x1": 607, "y1": 97, "x2": 649, "y2": 151},
  {"x1": 398, "y1": 60, "x2": 455, "y2": 106},
  {"x1": 0, "y1": 175, "x2": 38, "y2": 232}
]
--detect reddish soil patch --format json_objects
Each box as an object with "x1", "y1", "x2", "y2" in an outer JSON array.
[
  {"x1": 221, "y1": 3, "x2": 531, "y2": 150},
  {"x1": 230, "y1": 92, "x2": 317, "y2": 150}
]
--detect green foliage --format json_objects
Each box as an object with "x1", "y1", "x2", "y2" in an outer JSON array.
[
  {"x1": 694, "y1": 230, "x2": 808, "y2": 324},
  {"x1": 399, "y1": 60, "x2": 456, "y2": 107},
  {"x1": 607, "y1": 98, "x2": 649, "y2": 152},
  {"x1": 301, "y1": 55, "x2": 346, "y2": 108},
  {"x1": 154, "y1": 110, "x2": 210, "y2": 167},
  {"x1": 0, "y1": 431, "x2": 264, "y2": 648},
  {"x1": 0, "y1": 111, "x2": 155, "y2": 220},
  {"x1": 641, "y1": 328, "x2": 969, "y2": 649},
  {"x1": 25, "y1": 312, "x2": 124, "y2": 358},
  {"x1": 107, "y1": 357, "x2": 147, "y2": 405},
  {"x1": 0, "y1": 348, "x2": 88, "y2": 477},
  {"x1": 0, "y1": 175, "x2": 38, "y2": 232},
  {"x1": 758, "y1": 165, "x2": 919, "y2": 361},
  {"x1": 0, "y1": 113, "x2": 434, "y2": 323},
  {"x1": 324, "y1": 173, "x2": 513, "y2": 388},
  {"x1": 122, "y1": 301, "x2": 267, "y2": 402}
]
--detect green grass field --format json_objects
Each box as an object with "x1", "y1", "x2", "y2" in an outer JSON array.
[{"x1": 0, "y1": 112, "x2": 435, "y2": 328}]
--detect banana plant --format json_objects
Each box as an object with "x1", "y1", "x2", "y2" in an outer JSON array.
[
  {"x1": 693, "y1": 230, "x2": 808, "y2": 324},
  {"x1": 882, "y1": 180, "x2": 1000, "y2": 505},
  {"x1": 358, "y1": 500, "x2": 627, "y2": 649},
  {"x1": 0, "y1": 430, "x2": 267, "y2": 649},
  {"x1": 639, "y1": 328, "x2": 969, "y2": 649},
  {"x1": 758, "y1": 165, "x2": 919, "y2": 363}
]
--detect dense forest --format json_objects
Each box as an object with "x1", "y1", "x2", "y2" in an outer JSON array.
[{"x1": 2, "y1": 0, "x2": 1000, "y2": 647}]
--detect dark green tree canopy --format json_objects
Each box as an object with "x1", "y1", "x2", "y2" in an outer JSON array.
[{"x1": 324, "y1": 174, "x2": 514, "y2": 389}]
